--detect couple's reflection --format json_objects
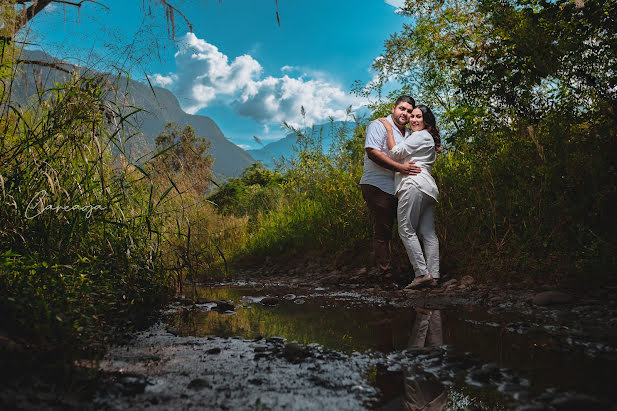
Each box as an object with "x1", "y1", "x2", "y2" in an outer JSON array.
[{"x1": 403, "y1": 306, "x2": 447, "y2": 411}]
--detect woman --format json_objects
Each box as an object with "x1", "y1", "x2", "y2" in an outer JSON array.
[{"x1": 379, "y1": 104, "x2": 441, "y2": 289}]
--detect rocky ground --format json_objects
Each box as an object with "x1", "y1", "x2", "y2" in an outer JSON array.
[
  {"x1": 236, "y1": 261, "x2": 617, "y2": 343},
  {"x1": 2, "y1": 262, "x2": 617, "y2": 410}
]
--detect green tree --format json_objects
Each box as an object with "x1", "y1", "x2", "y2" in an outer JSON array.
[
  {"x1": 361, "y1": 0, "x2": 617, "y2": 279},
  {"x1": 153, "y1": 122, "x2": 214, "y2": 195}
]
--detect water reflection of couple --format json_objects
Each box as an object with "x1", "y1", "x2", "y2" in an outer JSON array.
[
  {"x1": 360, "y1": 96, "x2": 441, "y2": 289},
  {"x1": 376, "y1": 307, "x2": 446, "y2": 411},
  {"x1": 404, "y1": 307, "x2": 447, "y2": 411}
]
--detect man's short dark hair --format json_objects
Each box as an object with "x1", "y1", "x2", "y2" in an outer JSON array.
[{"x1": 394, "y1": 95, "x2": 415, "y2": 108}]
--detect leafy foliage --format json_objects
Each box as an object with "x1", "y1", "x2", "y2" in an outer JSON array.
[
  {"x1": 359, "y1": 0, "x2": 617, "y2": 280},
  {"x1": 152, "y1": 122, "x2": 214, "y2": 195},
  {"x1": 207, "y1": 118, "x2": 373, "y2": 264},
  {"x1": 0, "y1": 65, "x2": 174, "y2": 352}
]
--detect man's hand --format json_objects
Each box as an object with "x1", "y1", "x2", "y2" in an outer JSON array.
[{"x1": 398, "y1": 161, "x2": 421, "y2": 175}]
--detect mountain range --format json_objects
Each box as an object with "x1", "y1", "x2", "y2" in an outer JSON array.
[
  {"x1": 12, "y1": 50, "x2": 369, "y2": 177},
  {"x1": 247, "y1": 121, "x2": 357, "y2": 169},
  {"x1": 11, "y1": 49, "x2": 254, "y2": 178}
]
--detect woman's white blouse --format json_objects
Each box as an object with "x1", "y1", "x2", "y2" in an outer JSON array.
[{"x1": 389, "y1": 129, "x2": 439, "y2": 201}]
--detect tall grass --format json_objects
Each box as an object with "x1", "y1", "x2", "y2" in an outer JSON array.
[
  {"x1": 206, "y1": 115, "x2": 376, "y2": 270},
  {"x1": 0, "y1": 49, "x2": 240, "y2": 353},
  {"x1": 209, "y1": 105, "x2": 616, "y2": 284}
]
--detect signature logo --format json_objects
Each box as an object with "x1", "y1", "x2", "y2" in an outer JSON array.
[{"x1": 25, "y1": 190, "x2": 107, "y2": 220}]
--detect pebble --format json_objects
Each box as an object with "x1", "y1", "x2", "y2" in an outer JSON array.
[
  {"x1": 460, "y1": 275, "x2": 475, "y2": 286},
  {"x1": 260, "y1": 297, "x2": 279, "y2": 306},
  {"x1": 532, "y1": 291, "x2": 572, "y2": 306}
]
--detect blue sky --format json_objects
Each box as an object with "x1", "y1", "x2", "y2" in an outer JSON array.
[{"x1": 25, "y1": 0, "x2": 408, "y2": 149}]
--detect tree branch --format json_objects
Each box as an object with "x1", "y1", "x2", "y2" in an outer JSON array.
[
  {"x1": 15, "y1": 0, "x2": 55, "y2": 33},
  {"x1": 51, "y1": 0, "x2": 109, "y2": 9},
  {"x1": 13, "y1": 0, "x2": 109, "y2": 34},
  {"x1": 158, "y1": 0, "x2": 193, "y2": 35},
  {"x1": 16, "y1": 59, "x2": 77, "y2": 75}
]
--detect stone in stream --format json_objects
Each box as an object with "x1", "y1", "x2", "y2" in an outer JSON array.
[
  {"x1": 213, "y1": 300, "x2": 235, "y2": 312},
  {"x1": 113, "y1": 374, "x2": 150, "y2": 395},
  {"x1": 283, "y1": 343, "x2": 310, "y2": 363},
  {"x1": 260, "y1": 297, "x2": 280, "y2": 306},
  {"x1": 187, "y1": 378, "x2": 211, "y2": 390},
  {"x1": 532, "y1": 291, "x2": 573, "y2": 306},
  {"x1": 550, "y1": 394, "x2": 608, "y2": 411}
]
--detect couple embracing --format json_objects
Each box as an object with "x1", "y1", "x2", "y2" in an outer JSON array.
[{"x1": 360, "y1": 95, "x2": 441, "y2": 290}]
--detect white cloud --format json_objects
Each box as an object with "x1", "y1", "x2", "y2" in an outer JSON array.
[
  {"x1": 384, "y1": 0, "x2": 405, "y2": 7},
  {"x1": 152, "y1": 33, "x2": 363, "y2": 127},
  {"x1": 384, "y1": 0, "x2": 411, "y2": 15},
  {"x1": 150, "y1": 73, "x2": 176, "y2": 87}
]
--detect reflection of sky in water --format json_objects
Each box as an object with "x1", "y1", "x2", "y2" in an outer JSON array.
[{"x1": 167, "y1": 285, "x2": 617, "y2": 409}]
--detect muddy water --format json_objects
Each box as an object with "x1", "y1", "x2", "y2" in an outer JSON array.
[{"x1": 166, "y1": 284, "x2": 617, "y2": 409}]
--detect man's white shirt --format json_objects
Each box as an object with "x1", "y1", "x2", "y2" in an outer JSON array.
[{"x1": 360, "y1": 114, "x2": 410, "y2": 195}]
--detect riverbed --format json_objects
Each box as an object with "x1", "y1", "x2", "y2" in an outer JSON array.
[{"x1": 89, "y1": 281, "x2": 617, "y2": 410}]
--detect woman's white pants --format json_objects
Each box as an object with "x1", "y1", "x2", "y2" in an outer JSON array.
[{"x1": 397, "y1": 185, "x2": 439, "y2": 278}]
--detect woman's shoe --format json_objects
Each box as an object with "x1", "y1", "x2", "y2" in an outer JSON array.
[{"x1": 405, "y1": 274, "x2": 435, "y2": 289}]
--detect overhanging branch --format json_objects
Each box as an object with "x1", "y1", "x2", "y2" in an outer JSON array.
[{"x1": 16, "y1": 59, "x2": 77, "y2": 75}]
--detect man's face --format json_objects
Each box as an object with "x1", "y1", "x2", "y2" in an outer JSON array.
[{"x1": 391, "y1": 102, "x2": 414, "y2": 129}]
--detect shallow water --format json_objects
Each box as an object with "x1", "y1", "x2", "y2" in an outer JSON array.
[{"x1": 166, "y1": 284, "x2": 617, "y2": 409}]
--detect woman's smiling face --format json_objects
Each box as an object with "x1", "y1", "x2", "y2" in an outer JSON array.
[{"x1": 409, "y1": 108, "x2": 425, "y2": 132}]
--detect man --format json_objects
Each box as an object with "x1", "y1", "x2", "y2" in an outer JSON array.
[{"x1": 360, "y1": 95, "x2": 421, "y2": 284}]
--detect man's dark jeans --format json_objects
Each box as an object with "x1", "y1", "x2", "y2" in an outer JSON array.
[{"x1": 361, "y1": 184, "x2": 397, "y2": 276}]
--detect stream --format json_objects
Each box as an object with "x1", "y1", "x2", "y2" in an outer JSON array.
[{"x1": 92, "y1": 283, "x2": 617, "y2": 410}]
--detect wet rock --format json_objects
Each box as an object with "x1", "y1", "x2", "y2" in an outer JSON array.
[
  {"x1": 266, "y1": 336, "x2": 286, "y2": 344},
  {"x1": 442, "y1": 279, "x2": 458, "y2": 288},
  {"x1": 532, "y1": 291, "x2": 573, "y2": 306},
  {"x1": 550, "y1": 394, "x2": 608, "y2": 411},
  {"x1": 174, "y1": 297, "x2": 193, "y2": 306},
  {"x1": 260, "y1": 297, "x2": 279, "y2": 306},
  {"x1": 356, "y1": 267, "x2": 367, "y2": 276},
  {"x1": 460, "y1": 275, "x2": 475, "y2": 286},
  {"x1": 294, "y1": 298, "x2": 306, "y2": 304},
  {"x1": 282, "y1": 294, "x2": 296, "y2": 300},
  {"x1": 516, "y1": 405, "x2": 550, "y2": 411},
  {"x1": 466, "y1": 364, "x2": 502, "y2": 386},
  {"x1": 283, "y1": 343, "x2": 310, "y2": 363},
  {"x1": 187, "y1": 378, "x2": 211, "y2": 390},
  {"x1": 194, "y1": 297, "x2": 213, "y2": 305},
  {"x1": 212, "y1": 300, "x2": 235, "y2": 312},
  {"x1": 206, "y1": 348, "x2": 221, "y2": 355},
  {"x1": 113, "y1": 374, "x2": 150, "y2": 395}
]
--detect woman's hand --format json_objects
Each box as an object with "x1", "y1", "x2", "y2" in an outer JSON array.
[
  {"x1": 378, "y1": 117, "x2": 392, "y2": 133},
  {"x1": 378, "y1": 117, "x2": 397, "y2": 151}
]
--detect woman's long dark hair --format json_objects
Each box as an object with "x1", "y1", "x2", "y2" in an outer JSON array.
[{"x1": 416, "y1": 104, "x2": 441, "y2": 149}]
